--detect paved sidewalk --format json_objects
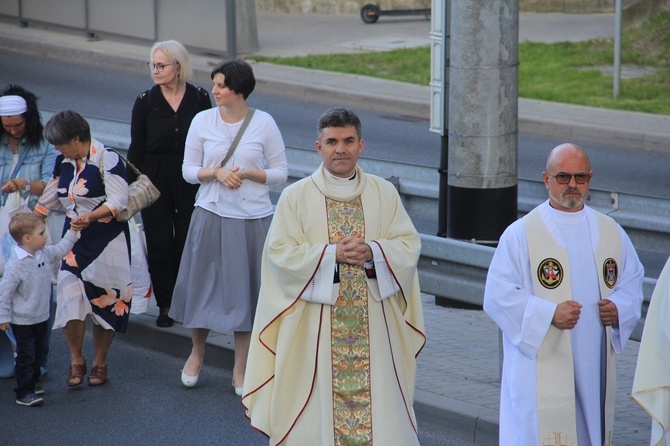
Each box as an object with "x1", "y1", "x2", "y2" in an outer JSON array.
[
  {"x1": 130, "y1": 292, "x2": 651, "y2": 445},
  {"x1": 0, "y1": 10, "x2": 660, "y2": 444}
]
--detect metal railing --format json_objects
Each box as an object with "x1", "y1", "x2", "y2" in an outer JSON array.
[{"x1": 74, "y1": 112, "x2": 664, "y2": 339}]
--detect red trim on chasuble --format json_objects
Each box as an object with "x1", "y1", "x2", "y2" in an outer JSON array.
[
  {"x1": 245, "y1": 247, "x2": 328, "y2": 442},
  {"x1": 273, "y1": 304, "x2": 325, "y2": 446},
  {"x1": 371, "y1": 240, "x2": 426, "y2": 357},
  {"x1": 258, "y1": 245, "x2": 328, "y2": 355},
  {"x1": 327, "y1": 197, "x2": 373, "y2": 445},
  {"x1": 381, "y1": 301, "x2": 419, "y2": 436}
]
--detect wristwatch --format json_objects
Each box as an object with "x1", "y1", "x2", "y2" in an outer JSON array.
[
  {"x1": 24, "y1": 181, "x2": 30, "y2": 193},
  {"x1": 241, "y1": 168, "x2": 247, "y2": 179}
]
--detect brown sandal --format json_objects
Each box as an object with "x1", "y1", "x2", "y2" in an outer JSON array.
[
  {"x1": 88, "y1": 364, "x2": 108, "y2": 386},
  {"x1": 67, "y1": 361, "x2": 87, "y2": 387}
]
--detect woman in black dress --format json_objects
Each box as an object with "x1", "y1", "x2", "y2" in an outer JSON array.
[{"x1": 127, "y1": 40, "x2": 211, "y2": 327}]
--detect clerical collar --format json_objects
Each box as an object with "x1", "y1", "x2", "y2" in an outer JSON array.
[
  {"x1": 323, "y1": 168, "x2": 356, "y2": 182},
  {"x1": 323, "y1": 167, "x2": 359, "y2": 196}
]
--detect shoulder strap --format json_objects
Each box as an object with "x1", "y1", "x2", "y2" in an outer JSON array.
[
  {"x1": 100, "y1": 147, "x2": 142, "y2": 184},
  {"x1": 109, "y1": 148, "x2": 141, "y2": 177},
  {"x1": 198, "y1": 87, "x2": 211, "y2": 109},
  {"x1": 220, "y1": 108, "x2": 256, "y2": 167}
]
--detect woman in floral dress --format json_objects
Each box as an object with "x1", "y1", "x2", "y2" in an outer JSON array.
[{"x1": 35, "y1": 110, "x2": 130, "y2": 387}]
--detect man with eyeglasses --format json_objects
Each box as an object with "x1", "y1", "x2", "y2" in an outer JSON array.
[{"x1": 483, "y1": 143, "x2": 644, "y2": 445}]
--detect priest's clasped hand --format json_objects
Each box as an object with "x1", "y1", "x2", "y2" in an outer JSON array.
[
  {"x1": 598, "y1": 299, "x2": 619, "y2": 326},
  {"x1": 552, "y1": 300, "x2": 582, "y2": 329},
  {"x1": 337, "y1": 235, "x2": 372, "y2": 266}
]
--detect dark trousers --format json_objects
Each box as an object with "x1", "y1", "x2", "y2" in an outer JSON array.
[
  {"x1": 141, "y1": 153, "x2": 198, "y2": 310},
  {"x1": 141, "y1": 190, "x2": 195, "y2": 310},
  {"x1": 11, "y1": 321, "x2": 48, "y2": 398}
]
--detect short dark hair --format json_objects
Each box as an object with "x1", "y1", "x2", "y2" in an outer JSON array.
[
  {"x1": 317, "y1": 107, "x2": 362, "y2": 140},
  {"x1": 210, "y1": 59, "x2": 256, "y2": 99},
  {"x1": 43, "y1": 110, "x2": 91, "y2": 146},
  {"x1": 0, "y1": 84, "x2": 44, "y2": 147},
  {"x1": 8, "y1": 212, "x2": 43, "y2": 244}
]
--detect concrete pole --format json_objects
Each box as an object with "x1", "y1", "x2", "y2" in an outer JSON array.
[
  {"x1": 447, "y1": 0, "x2": 518, "y2": 245},
  {"x1": 434, "y1": 0, "x2": 450, "y2": 238},
  {"x1": 226, "y1": 0, "x2": 237, "y2": 59},
  {"x1": 235, "y1": 0, "x2": 259, "y2": 55}
]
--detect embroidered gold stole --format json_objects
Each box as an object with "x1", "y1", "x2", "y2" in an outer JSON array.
[
  {"x1": 525, "y1": 207, "x2": 620, "y2": 446},
  {"x1": 326, "y1": 196, "x2": 372, "y2": 446}
]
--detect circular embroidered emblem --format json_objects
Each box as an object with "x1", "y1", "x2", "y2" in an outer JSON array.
[
  {"x1": 537, "y1": 258, "x2": 563, "y2": 289},
  {"x1": 603, "y1": 258, "x2": 618, "y2": 289}
]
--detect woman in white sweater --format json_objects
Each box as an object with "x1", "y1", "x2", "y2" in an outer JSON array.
[{"x1": 169, "y1": 59, "x2": 288, "y2": 395}]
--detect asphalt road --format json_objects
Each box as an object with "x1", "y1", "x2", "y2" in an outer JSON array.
[
  {"x1": 2, "y1": 46, "x2": 669, "y2": 277},
  {"x1": 0, "y1": 329, "x2": 474, "y2": 445},
  {"x1": 0, "y1": 328, "x2": 267, "y2": 445}
]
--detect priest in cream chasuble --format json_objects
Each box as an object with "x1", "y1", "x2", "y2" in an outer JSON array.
[
  {"x1": 242, "y1": 108, "x2": 425, "y2": 446},
  {"x1": 633, "y1": 256, "x2": 670, "y2": 446}
]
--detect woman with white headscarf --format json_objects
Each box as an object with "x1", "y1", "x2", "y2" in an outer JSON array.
[
  {"x1": 0, "y1": 84, "x2": 57, "y2": 378},
  {"x1": 0, "y1": 85, "x2": 57, "y2": 208}
]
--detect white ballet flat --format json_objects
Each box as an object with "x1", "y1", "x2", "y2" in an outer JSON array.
[
  {"x1": 181, "y1": 369, "x2": 199, "y2": 388},
  {"x1": 181, "y1": 357, "x2": 202, "y2": 388}
]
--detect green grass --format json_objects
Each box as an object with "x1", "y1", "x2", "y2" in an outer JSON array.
[
  {"x1": 251, "y1": 48, "x2": 432, "y2": 86},
  {"x1": 518, "y1": 38, "x2": 670, "y2": 114},
  {"x1": 249, "y1": 13, "x2": 670, "y2": 115}
]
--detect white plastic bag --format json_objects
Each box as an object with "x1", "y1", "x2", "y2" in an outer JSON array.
[
  {"x1": 0, "y1": 192, "x2": 31, "y2": 276},
  {"x1": 0, "y1": 205, "x2": 12, "y2": 276},
  {"x1": 45, "y1": 211, "x2": 67, "y2": 284},
  {"x1": 129, "y1": 219, "x2": 152, "y2": 314}
]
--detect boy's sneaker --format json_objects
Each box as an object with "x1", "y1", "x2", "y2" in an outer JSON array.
[
  {"x1": 16, "y1": 393, "x2": 44, "y2": 407},
  {"x1": 34, "y1": 383, "x2": 44, "y2": 395}
]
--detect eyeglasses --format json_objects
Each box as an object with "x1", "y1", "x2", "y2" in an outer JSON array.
[
  {"x1": 147, "y1": 62, "x2": 173, "y2": 72},
  {"x1": 552, "y1": 173, "x2": 591, "y2": 184}
]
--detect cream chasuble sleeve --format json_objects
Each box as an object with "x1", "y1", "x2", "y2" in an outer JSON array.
[
  {"x1": 366, "y1": 241, "x2": 400, "y2": 301},
  {"x1": 633, "y1": 256, "x2": 670, "y2": 446},
  {"x1": 303, "y1": 244, "x2": 338, "y2": 305}
]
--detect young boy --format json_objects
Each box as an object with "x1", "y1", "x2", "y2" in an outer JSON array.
[{"x1": 0, "y1": 212, "x2": 78, "y2": 406}]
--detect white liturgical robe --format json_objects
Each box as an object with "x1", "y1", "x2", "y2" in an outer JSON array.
[{"x1": 484, "y1": 201, "x2": 644, "y2": 446}]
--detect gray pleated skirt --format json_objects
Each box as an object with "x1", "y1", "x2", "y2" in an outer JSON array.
[{"x1": 169, "y1": 206, "x2": 272, "y2": 332}]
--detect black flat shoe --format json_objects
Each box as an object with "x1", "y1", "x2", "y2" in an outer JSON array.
[{"x1": 156, "y1": 312, "x2": 173, "y2": 327}]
